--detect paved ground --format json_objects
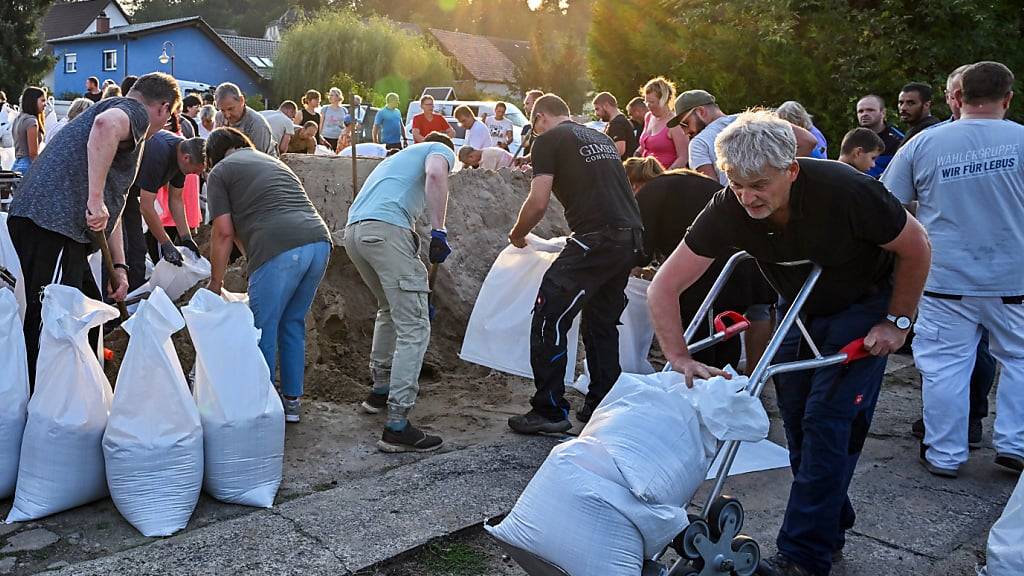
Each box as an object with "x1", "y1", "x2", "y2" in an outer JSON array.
[{"x1": 0, "y1": 355, "x2": 1018, "y2": 575}]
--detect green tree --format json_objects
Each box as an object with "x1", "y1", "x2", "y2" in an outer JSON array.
[
  {"x1": 273, "y1": 10, "x2": 455, "y2": 106},
  {"x1": 0, "y1": 0, "x2": 55, "y2": 94},
  {"x1": 516, "y1": 30, "x2": 592, "y2": 112},
  {"x1": 132, "y1": 0, "x2": 293, "y2": 36}
]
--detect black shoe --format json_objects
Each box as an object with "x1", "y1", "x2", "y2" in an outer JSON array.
[
  {"x1": 576, "y1": 402, "x2": 596, "y2": 424},
  {"x1": 831, "y1": 548, "x2": 843, "y2": 563},
  {"x1": 508, "y1": 410, "x2": 572, "y2": 435},
  {"x1": 995, "y1": 452, "x2": 1024, "y2": 473},
  {"x1": 377, "y1": 422, "x2": 443, "y2": 453},
  {"x1": 969, "y1": 419, "x2": 983, "y2": 449},
  {"x1": 756, "y1": 553, "x2": 814, "y2": 576},
  {"x1": 360, "y1": 391, "x2": 388, "y2": 414},
  {"x1": 919, "y1": 442, "x2": 958, "y2": 478},
  {"x1": 911, "y1": 418, "x2": 925, "y2": 439}
]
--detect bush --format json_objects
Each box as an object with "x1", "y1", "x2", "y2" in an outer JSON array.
[{"x1": 274, "y1": 10, "x2": 455, "y2": 107}]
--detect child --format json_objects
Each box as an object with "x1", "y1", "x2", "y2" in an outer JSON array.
[{"x1": 838, "y1": 127, "x2": 885, "y2": 173}]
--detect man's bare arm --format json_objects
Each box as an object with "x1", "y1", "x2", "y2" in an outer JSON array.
[
  {"x1": 508, "y1": 175, "x2": 553, "y2": 247},
  {"x1": 424, "y1": 155, "x2": 450, "y2": 230}
]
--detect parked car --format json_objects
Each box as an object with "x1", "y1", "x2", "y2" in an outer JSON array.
[{"x1": 404, "y1": 100, "x2": 529, "y2": 155}]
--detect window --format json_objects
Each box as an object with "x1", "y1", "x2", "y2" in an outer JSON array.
[
  {"x1": 103, "y1": 50, "x2": 117, "y2": 71},
  {"x1": 260, "y1": 58, "x2": 273, "y2": 68},
  {"x1": 65, "y1": 53, "x2": 77, "y2": 73},
  {"x1": 247, "y1": 56, "x2": 266, "y2": 68}
]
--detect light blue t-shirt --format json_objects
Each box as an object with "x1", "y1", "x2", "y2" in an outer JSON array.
[
  {"x1": 374, "y1": 106, "x2": 404, "y2": 145},
  {"x1": 881, "y1": 119, "x2": 1024, "y2": 295},
  {"x1": 688, "y1": 114, "x2": 738, "y2": 186},
  {"x1": 346, "y1": 142, "x2": 456, "y2": 230}
]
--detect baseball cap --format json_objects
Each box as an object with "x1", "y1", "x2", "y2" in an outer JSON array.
[{"x1": 666, "y1": 90, "x2": 716, "y2": 128}]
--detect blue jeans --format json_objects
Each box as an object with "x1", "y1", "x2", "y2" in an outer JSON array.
[
  {"x1": 774, "y1": 289, "x2": 890, "y2": 575},
  {"x1": 12, "y1": 157, "x2": 31, "y2": 175},
  {"x1": 248, "y1": 241, "x2": 331, "y2": 398}
]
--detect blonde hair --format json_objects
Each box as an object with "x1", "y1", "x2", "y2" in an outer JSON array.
[
  {"x1": 67, "y1": 97, "x2": 94, "y2": 120},
  {"x1": 775, "y1": 100, "x2": 813, "y2": 130},
  {"x1": 623, "y1": 156, "x2": 665, "y2": 188},
  {"x1": 101, "y1": 84, "x2": 121, "y2": 99},
  {"x1": 642, "y1": 77, "x2": 676, "y2": 110},
  {"x1": 328, "y1": 87, "x2": 343, "y2": 101},
  {"x1": 302, "y1": 89, "x2": 321, "y2": 106}
]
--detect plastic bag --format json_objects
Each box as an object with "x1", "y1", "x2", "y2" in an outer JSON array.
[
  {"x1": 183, "y1": 289, "x2": 284, "y2": 507},
  {"x1": 103, "y1": 288, "x2": 203, "y2": 537},
  {"x1": 984, "y1": 473, "x2": 1024, "y2": 575},
  {"x1": 0, "y1": 289, "x2": 29, "y2": 498},
  {"x1": 6, "y1": 285, "x2": 117, "y2": 522},
  {"x1": 0, "y1": 213, "x2": 26, "y2": 319},
  {"x1": 460, "y1": 235, "x2": 581, "y2": 385},
  {"x1": 689, "y1": 373, "x2": 771, "y2": 443},
  {"x1": 126, "y1": 250, "x2": 211, "y2": 305},
  {"x1": 574, "y1": 276, "x2": 655, "y2": 395}
]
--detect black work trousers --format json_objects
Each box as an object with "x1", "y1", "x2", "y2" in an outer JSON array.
[
  {"x1": 122, "y1": 186, "x2": 148, "y2": 292},
  {"x1": 8, "y1": 216, "x2": 102, "y2": 389},
  {"x1": 529, "y1": 228, "x2": 641, "y2": 420}
]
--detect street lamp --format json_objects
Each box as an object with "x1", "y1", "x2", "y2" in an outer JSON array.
[{"x1": 158, "y1": 41, "x2": 175, "y2": 77}]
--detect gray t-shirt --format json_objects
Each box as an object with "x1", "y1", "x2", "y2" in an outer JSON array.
[
  {"x1": 206, "y1": 148, "x2": 332, "y2": 270},
  {"x1": 320, "y1": 105, "x2": 349, "y2": 139},
  {"x1": 882, "y1": 119, "x2": 1024, "y2": 295},
  {"x1": 12, "y1": 113, "x2": 40, "y2": 159},
  {"x1": 10, "y1": 97, "x2": 150, "y2": 243},
  {"x1": 259, "y1": 109, "x2": 296, "y2": 149},
  {"x1": 688, "y1": 114, "x2": 737, "y2": 186},
  {"x1": 219, "y1": 106, "x2": 276, "y2": 156}
]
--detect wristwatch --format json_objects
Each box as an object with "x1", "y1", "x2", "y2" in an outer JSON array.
[
  {"x1": 886, "y1": 314, "x2": 913, "y2": 330},
  {"x1": 113, "y1": 263, "x2": 130, "y2": 272}
]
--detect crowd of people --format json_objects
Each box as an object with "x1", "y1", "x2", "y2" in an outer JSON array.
[{"x1": 1, "y1": 56, "x2": 1022, "y2": 576}]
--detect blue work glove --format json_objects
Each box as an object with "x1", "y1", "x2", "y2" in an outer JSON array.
[{"x1": 428, "y1": 229, "x2": 451, "y2": 264}]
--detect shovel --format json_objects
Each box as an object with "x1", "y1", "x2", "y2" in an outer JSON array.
[
  {"x1": 427, "y1": 263, "x2": 440, "y2": 321},
  {"x1": 89, "y1": 229, "x2": 129, "y2": 322}
]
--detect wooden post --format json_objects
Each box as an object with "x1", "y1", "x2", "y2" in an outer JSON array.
[{"x1": 351, "y1": 94, "x2": 359, "y2": 200}]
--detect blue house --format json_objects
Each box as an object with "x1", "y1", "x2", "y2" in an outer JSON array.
[{"x1": 48, "y1": 16, "x2": 277, "y2": 99}]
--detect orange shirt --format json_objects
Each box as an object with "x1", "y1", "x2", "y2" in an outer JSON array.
[{"x1": 412, "y1": 113, "x2": 451, "y2": 139}]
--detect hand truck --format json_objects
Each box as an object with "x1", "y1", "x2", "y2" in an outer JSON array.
[{"x1": 491, "y1": 252, "x2": 872, "y2": 576}]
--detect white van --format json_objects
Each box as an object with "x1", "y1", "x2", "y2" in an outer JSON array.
[{"x1": 404, "y1": 100, "x2": 529, "y2": 155}]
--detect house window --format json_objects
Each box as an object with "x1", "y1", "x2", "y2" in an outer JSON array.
[
  {"x1": 65, "y1": 53, "x2": 77, "y2": 73},
  {"x1": 103, "y1": 50, "x2": 117, "y2": 71}
]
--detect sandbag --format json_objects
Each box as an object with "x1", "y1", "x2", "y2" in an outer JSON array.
[
  {"x1": 103, "y1": 288, "x2": 203, "y2": 537},
  {"x1": 574, "y1": 276, "x2": 655, "y2": 395},
  {"x1": 0, "y1": 289, "x2": 29, "y2": 498},
  {"x1": 183, "y1": 288, "x2": 284, "y2": 507},
  {"x1": 127, "y1": 250, "x2": 211, "y2": 306},
  {"x1": 984, "y1": 473, "x2": 1024, "y2": 575},
  {"x1": 6, "y1": 285, "x2": 117, "y2": 522},
  {"x1": 0, "y1": 213, "x2": 26, "y2": 319},
  {"x1": 460, "y1": 235, "x2": 581, "y2": 385}
]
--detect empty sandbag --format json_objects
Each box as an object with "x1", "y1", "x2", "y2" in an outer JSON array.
[
  {"x1": 6, "y1": 285, "x2": 117, "y2": 522},
  {"x1": 183, "y1": 288, "x2": 284, "y2": 508},
  {"x1": 0, "y1": 288, "x2": 29, "y2": 498},
  {"x1": 104, "y1": 287, "x2": 203, "y2": 537}
]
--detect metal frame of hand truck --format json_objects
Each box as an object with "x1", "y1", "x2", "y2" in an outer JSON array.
[{"x1": 491, "y1": 251, "x2": 871, "y2": 576}]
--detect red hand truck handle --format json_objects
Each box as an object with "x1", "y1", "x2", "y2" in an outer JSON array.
[
  {"x1": 713, "y1": 311, "x2": 751, "y2": 340},
  {"x1": 840, "y1": 338, "x2": 872, "y2": 364}
]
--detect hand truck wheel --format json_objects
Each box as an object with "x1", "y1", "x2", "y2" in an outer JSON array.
[
  {"x1": 672, "y1": 513, "x2": 711, "y2": 561},
  {"x1": 729, "y1": 535, "x2": 760, "y2": 576},
  {"x1": 707, "y1": 495, "x2": 744, "y2": 539}
]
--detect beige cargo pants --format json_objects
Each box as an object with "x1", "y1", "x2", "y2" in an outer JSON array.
[{"x1": 343, "y1": 220, "x2": 431, "y2": 414}]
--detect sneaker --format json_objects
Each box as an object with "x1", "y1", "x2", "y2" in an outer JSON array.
[
  {"x1": 995, "y1": 452, "x2": 1024, "y2": 473},
  {"x1": 576, "y1": 402, "x2": 596, "y2": 424},
  {"x1": 508, "y1": 410, "x2": 572, "y2": 435},
  {"x1": 757, "y1": 553, "x2": 814, "y2": 576},
  {"x1": 361, "y1": 391, "x2": 388, "y2": 414},
  {"x1": 969, "y1": 419, "x2": 983, "y2": 449},
  {"x1": 283, "y1": 397, "x2": 301, "y2": 423},
  {"x1": 919, "y1": 442, "x2": 957, "y2": 478},
  {"x1": 377, "y1": 422, "x2": 443, "y2": 453}
]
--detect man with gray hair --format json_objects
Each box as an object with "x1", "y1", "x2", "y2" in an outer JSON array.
[
  {"x1": 648, "y1": 110, "x2": 931, "y2": 576},
  {"x1": 214, "y1": 82, "x2": 275, "y2": 156}
]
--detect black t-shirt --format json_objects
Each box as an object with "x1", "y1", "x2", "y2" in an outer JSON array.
[
  {"x1": 631, "y1": 119, "x2": 644, "y2": 144},
  {"x1": 684, "y1": 158, "x2": 907, "y2": 315},
  {"x1": 301, "y1": 108, "x2": 322, "y2": 142},
  {"x1": 605, "y1": 113, "x2": 639, "y2": 161},
  {"x1": 637, "y1": 172, "x2": 775, "y2": 312},
  {"x1": 900, "y1": 115, "x2": 943, "y2": 146},
  {"x1": 531, "y1": 120, "x2": 642, "y2": 234},
  {"x1": 135, "y1": 130, "x2": 186, "y2": 192},
  {"x1": 83, "y1": 92, "x2": 102, "y2": 103}
]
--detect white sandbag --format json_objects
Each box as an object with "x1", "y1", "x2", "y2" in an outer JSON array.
[
  {"x1": 486, "y1": 438, "x2": 688, "y2": 576},
  {"x1": 183, "y1": 288, "x2": 284, "y2": 508},
  {"x1": 314, "y1": 144, "x2": 336, "y2": 156},
  {"x1": 6, "y1": 285, "x2": 117, "y2": 522},
  {"x1": 460, "y1": 234, "x2": 581, "y2": 385},
  {"x1": 574, "y1": 276, "x2": 655, "y2": 395},
  {"x1": 0, "y1": 213, "x2": 26, "y2": 319},
  {"x1": 0, "y1": 289, "x2": 29, "y2": 498},
  {"x1": 126, "y1": 251, "x2": 211, "y2": 305},
  {"x1": 103, "y1": 288, "x2": 203, "y2": 537},
  {"x1": 689, "y1": 373, "x2": 771, "y2": 443},
  {"x1": 984, "y1": 473, "x2": 1024, "y2": 575}
]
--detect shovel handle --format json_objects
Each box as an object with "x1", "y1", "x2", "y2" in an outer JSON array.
[{"x1": 89, "y1": 230, "x2": 129, "y2": 322}]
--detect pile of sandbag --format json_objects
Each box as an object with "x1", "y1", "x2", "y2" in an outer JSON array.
[
  {"x1": 0, "y1": 287, "x2": 28, "y2": 499},
  {"x1": 486, "y1": 371, "x2": 769, "y2": 576},
  {"x1": 983, "y1": 473, "x2": 1024, "y2": 575}
]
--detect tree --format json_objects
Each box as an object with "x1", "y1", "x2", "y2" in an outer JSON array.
[
  {"x1": 273, "y1": 10, "x2": 455, "y2": 106},
  {"x1": 589, "y1": 0, "x2": 1024, "y2": 154},
  {"x1": 516, "y1": 31, "x2": 592, "y2": 112},
  {"x1": 0, "y1": 0, "x2": 55, "y2": 94},
  {"x1": 132, "y1": 0, "x2": 293, "y2": 36}
]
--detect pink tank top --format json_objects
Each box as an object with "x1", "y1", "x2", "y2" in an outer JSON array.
[
  {"x1": 639, "y1": 112, "x2": 678, "y2": 168},
  {"x1": 157, "y1": 174, "x2": 201, "y2": 228}
]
